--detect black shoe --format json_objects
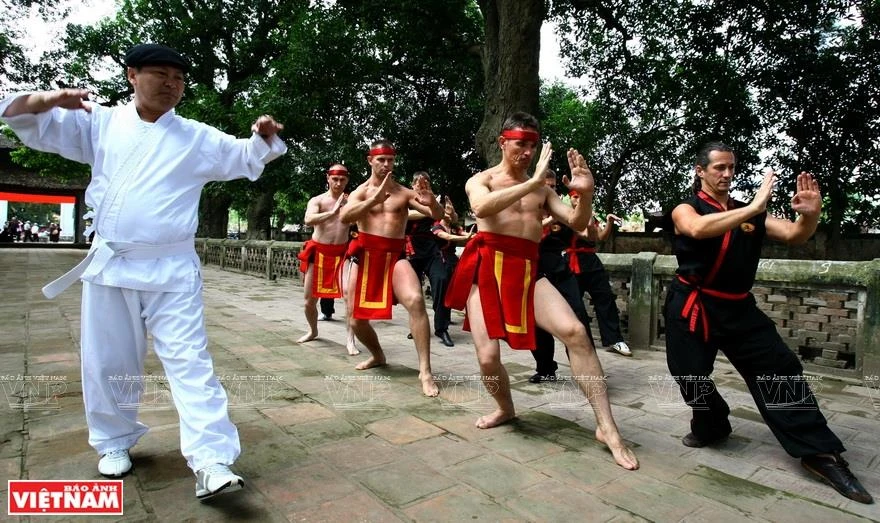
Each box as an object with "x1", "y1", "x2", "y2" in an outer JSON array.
[
  {"x1": 436, "y1": 331, "x2": 454, "y2": 347},
  {"x1": 802, "y1": 453, "x2": 874, "y2": 504},
  {"x1": 528, "y1": 372, "x2": 556, "y2": 384},
  {"x1": 681, "y1": 431, "x2": 730, "y2": 448}
]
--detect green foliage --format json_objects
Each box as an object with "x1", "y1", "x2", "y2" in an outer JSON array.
[
  {"x1": 551, "y1": 0, "x2": 879, "y2": 237},
  {"x1": 0, "y1": 1, "x2": 68, "y2": 88}
]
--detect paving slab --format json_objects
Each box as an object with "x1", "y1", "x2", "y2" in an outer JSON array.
[{"x1": 2, "y1": 249, "x2": 879, "y2": 522}]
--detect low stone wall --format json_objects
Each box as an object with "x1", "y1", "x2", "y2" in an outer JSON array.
[{"x1": 196, "y1": 239, "x2": 880, "y2": 384}]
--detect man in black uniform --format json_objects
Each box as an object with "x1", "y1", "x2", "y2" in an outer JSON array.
[
  {"x1": 665, "y1": 141, "x2": 872, "y2": 504},
  {"x1": 528, "y1": 171, "x2": 594, "y2": 383},
  {"x1": 565, "y1": 192, "x2": 631, "y2": 357},
  {"x1": 405, "y1": 172, "x2": 455, "y2": 347}
]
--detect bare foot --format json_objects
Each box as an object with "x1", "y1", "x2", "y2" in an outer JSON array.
[
  {"x1": 346, "y1": 335, "x2": 360, "y2": 355},
  {"x1": 420, "y1": 373, "x2": 439, "y2": 397},
  {"x1": 355, "y1": 356, "x2": 386, "y2": 370},
  {"x1": 596, "y1": 427, "x2": 639, "y2": 470},
  {"x1": 297, "y1": 332, "x2": 317, "y2": 343},
  {"x1": 475, "y1": 409, "x2": 515, "y2": 429}
]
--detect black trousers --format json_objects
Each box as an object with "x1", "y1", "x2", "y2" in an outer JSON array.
[
  {"x1": 531, "y1": 254, "x2": 593, "y2": 376},
  {"x1": 319, "y1": 298, "x2": 335, "y2": 316},
  {"x1": 664, "y1": 284, "x2": 844, "y2": 457},
  {"x1": 571, "y1": 253, "x2": 624, "y2": 346},
  {"x1": 409, "y1": 254, "x2": 453, "y2": 334}
]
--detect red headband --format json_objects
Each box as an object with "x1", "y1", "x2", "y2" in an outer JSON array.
[
  {"x1": 501, "y1": 129, "x2": 540, "y2": 142},
  {"x1": 327, "y1": 167, "x2": 349, "y2": 176},
  {"x1": 368, "y1": 147, "x2": 396, "y2": 157}
]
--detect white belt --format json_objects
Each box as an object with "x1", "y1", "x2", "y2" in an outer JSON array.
[{"x1": 42, "y1": 236, "x2": 196, "y2": 299}]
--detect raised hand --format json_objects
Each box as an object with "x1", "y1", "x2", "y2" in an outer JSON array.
[
  {"x1": 413, "y1": 173, "x2": 436, "y2": 206},
  {"x1": 331, "y1": 193, "x2": 347, "y2": 214},
  {"x1": 530, "y1": 142, "x2": 553, "y2": 186},
  {"x1": 251, "y1": 114, "x2": 284, "y2": 137},
  {"x1": 750, "y1": 168, "x2": 777, "y2": 213},
  {"x1": 563, "y1": 148, "x2": 594, "y2": 196},
  {"x1": 369, "y1": 172, "x2": 393, "y2": 205},
  {"x1": 791, "y1": 171, "x2": 821, "y2": 217}
]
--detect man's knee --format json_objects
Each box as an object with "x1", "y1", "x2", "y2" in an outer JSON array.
[
  {"x1": 400, "y1": 293, "x2": 427, "y2": 314},
  {"x1": 477, "y1": 351, "x2": 502, "y2": 371},
  {"x1": 557, "y1": 322, "x2": 589, "y2": 348}
]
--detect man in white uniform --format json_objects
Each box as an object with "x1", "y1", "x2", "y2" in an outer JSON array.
[{"x1": 0, "y1": 43, "x2": 287, "y2": 500}]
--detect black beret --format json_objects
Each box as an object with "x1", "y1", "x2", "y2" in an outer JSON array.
[{"x1": 124, "y1": 43, "x2": 190, "y2": 73}]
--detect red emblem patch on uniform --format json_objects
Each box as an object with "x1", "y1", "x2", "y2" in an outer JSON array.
[{"x1": 740, "y1": 222, "x2": 755, "y2": 233}]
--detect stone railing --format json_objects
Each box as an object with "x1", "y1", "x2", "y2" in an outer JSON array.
[
  {"x1": 196, "y1": 238, "x2": 305, "y2": 283},
  {"x1": 196, "y1": 239, "x2": 879, "y2": 383}
]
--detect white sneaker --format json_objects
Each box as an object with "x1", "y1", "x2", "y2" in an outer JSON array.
[
  {"x1": 98, "y1": 449, "x2": 132, "y2": 477},
  {"x1": 318, "y1": 313, "x2": 332, "y2": 321},
  {"x1": 608, "y1": 341, "x2": 633, "y2": 357},
  {"x1": 195, "y1": 464, "x2": 244, "y2": 500}
]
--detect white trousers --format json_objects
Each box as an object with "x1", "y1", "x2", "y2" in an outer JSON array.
[{"x1": 80, "y1": 281, "x2": 240, "y2": 471}]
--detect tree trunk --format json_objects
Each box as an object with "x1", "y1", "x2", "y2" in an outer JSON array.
[
  {"x1": 197, "y1": 189, "x2": 232, "y2": 238},
  {"x1": 475, "y1": 0, "x2": 544, "y2": 167},
  {"x1": 827, "y1": 184, "x2": 845, "y2": 259},
  {"x1": 246, "y1": 189, "x2": 275, "y2": 240}
]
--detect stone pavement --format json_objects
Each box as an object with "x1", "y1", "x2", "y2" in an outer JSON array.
[{"x1": 2, "y1": 248, "x2": 879, "y2": 522}]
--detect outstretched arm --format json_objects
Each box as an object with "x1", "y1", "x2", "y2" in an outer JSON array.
[
  {"x1": 766, "y1": 171, "x2": 821, "y2": 244},
  {"x1": 0, "y1": 89, "x2": 95, "y2": 165},
  {"x1": 597, "y1": 214, "x2": 621, "y2": 241},
  {"x1": 673, "y1": 169, "x2": 775, "y2": 239},
  {"x1": 2, "y1": 89, "x2": 92, "y2": 117},
  {"x1": 251, "y1": 114, "x2": 284, "y2": 145}
]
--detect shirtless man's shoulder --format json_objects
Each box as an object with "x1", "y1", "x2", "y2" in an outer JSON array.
[
  {"x1": 467, "y1": 165, "x2": 521, "y2": 192},
  {"x1": 309, "y1": 191, "x2": 333, "y2": 208}
]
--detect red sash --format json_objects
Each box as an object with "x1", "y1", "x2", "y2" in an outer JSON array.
[
  {"x1": 564, "y1": 247, "x2": 596, "y2": 274},
  {"x1": 445, "y1": 232, "x2": 539, "y2": 350},
  {"x1": 564, "y1": 234, "x2": 597, "y2": 274},
  {"x1": 297, "y1": 240, "x2": 347, "y2": 298},
  {"x1": 347, "y1": 232, "x2": 406, "y2": 320},
  {"x1": 676, "y1": 276, "x2": 749, "y2": 341}
]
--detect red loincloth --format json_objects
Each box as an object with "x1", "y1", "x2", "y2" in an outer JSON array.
[
  {"x1": 445, "y1": 232, "x2": 539, "y2": 350},
  {"x1": 297, "y1": 240, "x2": 347, "y2": 298},
  {"x1": 347, "y1": 232, "x2": 406, "y2": 320}
]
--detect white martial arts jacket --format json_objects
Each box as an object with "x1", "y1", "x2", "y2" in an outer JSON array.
[{"x1": 0, "y1": 95, "x2": 287, "y2": 295}]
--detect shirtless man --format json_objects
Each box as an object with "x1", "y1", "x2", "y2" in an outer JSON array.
[
  {"x1": 340, "y1": 140, "x2": 444, "y2": 397},
  {"x1": 446, "y1": 112, "x2": 638, "y2": 470},
  {"x1": 297, "y1": 164, "x2": 358, "y2": 355}
]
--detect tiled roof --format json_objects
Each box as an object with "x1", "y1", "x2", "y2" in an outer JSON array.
[{"x1": 0, "y1": 170, "x2": 88, "y2": 190}]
